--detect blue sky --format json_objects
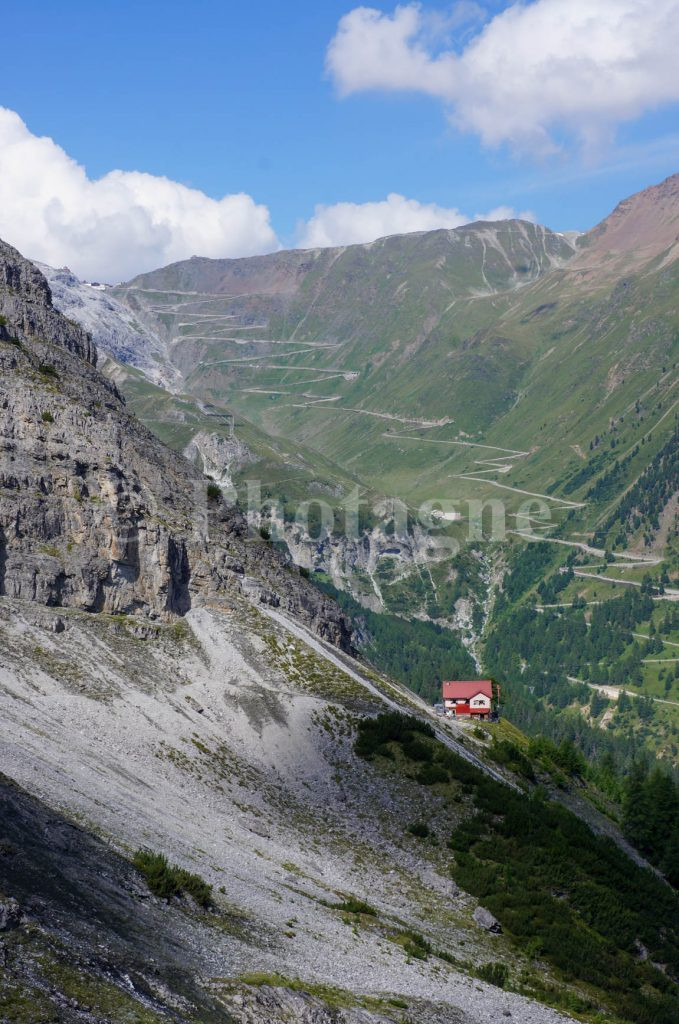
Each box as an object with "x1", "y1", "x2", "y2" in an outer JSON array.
[{"x1": 1, "y1": 1, "x2": 678, "y2": 279}]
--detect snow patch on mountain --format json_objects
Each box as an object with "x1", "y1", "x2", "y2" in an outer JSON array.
[{"x1": 35, "y1": 262, "x2": 177, "y2": 387}]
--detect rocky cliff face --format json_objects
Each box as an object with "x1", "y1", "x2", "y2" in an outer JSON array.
[
  {"x1": 0, "y1": 240, "x2": 96, "y2": 364},
  {"x1": 0, "y1": 239, "x2": 350, "y2": 648},
  {"x1": 183, "y1": 428, "x2": 257, "y2": 495}
]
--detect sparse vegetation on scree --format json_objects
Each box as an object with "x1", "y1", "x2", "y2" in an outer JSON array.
[
  {"x1": 355, "y1": 712, "x2": 679, "y2": 1024},
  {"x1": 132, "y1": 848, "x2": 213, "y2": 908}
]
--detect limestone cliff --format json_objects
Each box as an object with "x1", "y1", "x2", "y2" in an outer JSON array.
[
  {"x1": 0, "y1": 239, "x2": 96, "y2": 364},
  {"x1": 0, "y1": 239, "x2": 350, "y2": 648}
]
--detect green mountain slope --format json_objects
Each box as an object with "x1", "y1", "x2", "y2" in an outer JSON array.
[
  {"x1": 101, "y1": 176, "x2": 679, "y2": 773},
  {"x1": 104, "y1": 355, "x2": 373, "y2": 519},
  {"x1": 112, "y1": 177, "x2": 678, "y2": 525}
]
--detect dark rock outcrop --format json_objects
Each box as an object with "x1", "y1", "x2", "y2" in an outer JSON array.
[{"x1": 473, "y1": 906, "x2": 502, "y2": 933}]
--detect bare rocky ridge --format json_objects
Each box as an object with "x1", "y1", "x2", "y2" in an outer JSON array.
[
  {"x1": 0, "y1": 239, "x2": 350, "y2": 647},
  {"x1": 183, "y1": 428, "x2": 257, "y2": 495},
  {"x1": 574, "y1": 171, "x2": 679, "y2": 280},
  {"x1": 0, "y1": 239, "x2": 96, "y2": 364}
]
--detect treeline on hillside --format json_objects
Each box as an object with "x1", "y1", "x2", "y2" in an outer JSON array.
[
  {"x1": 488, "y1": 587, "x2": 656, "y2": 691},
  {"x1": 355, "y1": 713, "x2": 679, "y2": 1024},
  {"x1": 622, "y1": 762, "x2": 679, "y2": 886},
  {"x1": 501, "y1": 541, "x2": 557, "y2": 603},
  {"x1": 485, "y1": 685, "x2": 679, "y2": 882},
  {"x1": 594, "y1": 422, "x2": 679, "y2": 548},
  {"x1": 313, "y1": 577, "x2": 475, "y2": 703},
  {"x1": 451, "y1": 783, "x2": 679, "y2": 1024},
  {"x1": 585, "y1": 444, "x2": 639, "y2": 504},
  {"x1": 556, "y1": 448, "x2": 611, "y2": 495},
  {"x1": 487, "y1": 546, "x2": 679, "y2": 875}
]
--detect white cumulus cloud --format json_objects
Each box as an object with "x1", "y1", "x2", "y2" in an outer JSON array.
[
  {"x1": 0, "y1": 107, "x2": 279, "y2": 282},
  {"x1": 326, "y1": 1, "x2": 679, "y2": 155},
  {"x1": 298, "y1": 193, "x2": 534, "y2": 248}
]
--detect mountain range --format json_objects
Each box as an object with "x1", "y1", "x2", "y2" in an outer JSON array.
[
  {"x1": 1, "y1": 174, "x2": 678, "y2": 1023},
  {"x1": 106, "y1": 173, "x2": 677, "y2": 521},
  {"x1": 43, "y1": 175, "x2": 678, "y2": 676},
  {"x1": 40, "y1": 174, "x2": 674, "y2": 563}
]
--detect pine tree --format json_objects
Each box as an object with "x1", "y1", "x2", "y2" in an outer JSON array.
[
  {"x1": 645, "y1": 768, "x2": 678, "y2": 854},
  {"x1": 661, "y1": 825, "x2": 679, "y2": 888},
  {"x1": 622, "y1": 761, "x2": 651, "y2": 852}
]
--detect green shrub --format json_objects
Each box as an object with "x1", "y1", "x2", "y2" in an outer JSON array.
[
  {"x1": 448, "y1": 816, "x2": 487, "y2": 853},
  {"x1": 477, "y1": 962, "x2": 508, "y2": 988},
  {"x1": 358, "y1": 711, "x2": 679, "y2": 1024},
  {"x1": 402, "y1": 737, "x2": 434, "y2": 762},
  {"x1": 38, "y1": 363, "x2": 59, "y2": 379},
  {"x1": 354, "y1": 711, "x2": 434, "y2": 760},
  {"x1": 41, "y1": 410, "x2": 54, "y2": 423},
  {"x1": 407, "y1": 822, "x2": 430, "y2": 838},
  {"x1": 334, "y1": 897, "x2": 377, "y2": 916},
  {"x1": 403, "y1": 939, "x2": 427, "y2": 959},
  {"x1": 415, "y1": 763, "x2": 449, "y2": 785},
  {"x1": 487, "y1": 739, "x2": 534, "y2": 780},
  {"x1": 206, "y1": 482, "x2": 221, "y2": 502},
  {"x1": 400, "y1": 930, "x2": 431, "y2": 960},
  {"x1": 132, "y1": 849, "x2": 212, "y2": 908}
]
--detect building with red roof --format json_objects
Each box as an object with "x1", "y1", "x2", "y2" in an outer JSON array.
[{"x1": 442, "y1": 680, "x2": 494, "y2": 719}]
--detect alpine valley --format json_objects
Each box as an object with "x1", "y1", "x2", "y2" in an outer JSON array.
[{"x1": 0, "y1": 173, "x2": 678, "y2": 1024}]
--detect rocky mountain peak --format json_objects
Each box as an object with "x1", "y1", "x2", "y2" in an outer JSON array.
[
  {"x1": 578, "y1": 170, "x2": 679, "y2": 269},
  {"x1": 0, "y1": 239, "x2": 96, "y2": 365},
  {"x1": 0, "y1": 235, "x2": 351, "y2": 647}
]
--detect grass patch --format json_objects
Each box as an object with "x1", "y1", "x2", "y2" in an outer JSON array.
[
  {"x1": 333, "y1": 897, "x2": 377, "y2": 916},
  {"x1": 393, "y1": 929, "x2": 431, "y2": 960},
  {"x1": 43, "y1": 959, "x2": 165, "y2": 1023},
  {"x1": 38, "y1": 544, "x2": 60, "y2": 558},
  {"x1": 230, "y1": 972, "x2": 405, "y2": 1015},
  {"x1": 0, "y1": 985, "x2": 55, "y2": 1024},
  {"x1": 234, "y1": 973, "x2": 356, "y2": 1011},
  {"x1": 132, "y1": 848, "x2": 212, "y2": 908},
  {"x1": 0, "y1": 335, "x2": 24, "y2": 351}
]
